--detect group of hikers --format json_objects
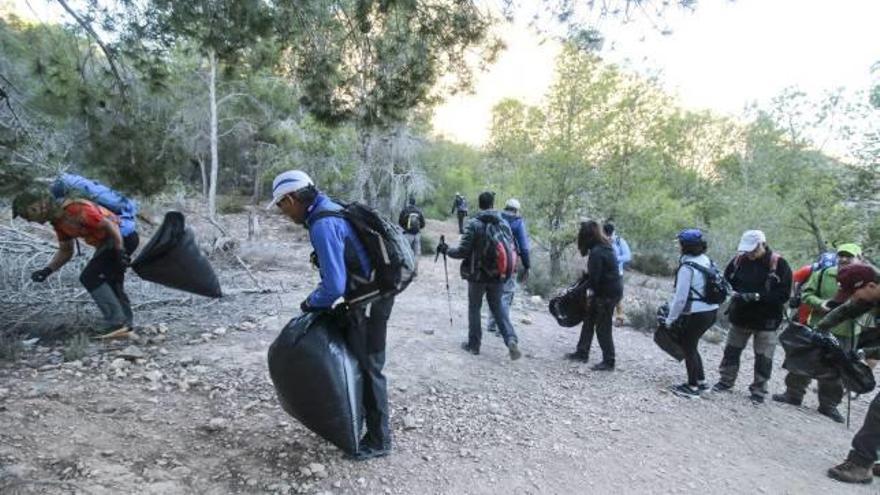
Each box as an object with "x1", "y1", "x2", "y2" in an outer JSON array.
[{"x1": 8, "y1": 170, "x2": 880, "y2": 483}]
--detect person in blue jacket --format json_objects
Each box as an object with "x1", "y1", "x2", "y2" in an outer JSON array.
[
  {"x1": 268, "y1": 170, "x2": 395, "y2": 461},
  {"x1": 604, "y1": 221, "x2": 631, "y2": 326},
  {"x1": 487, "y1": 198, "x2": 531, "y2": 335}
]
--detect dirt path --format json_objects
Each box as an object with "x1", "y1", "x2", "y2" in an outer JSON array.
[{"x1": 0, "y1": 216, "x2": 875, "y2": 494}]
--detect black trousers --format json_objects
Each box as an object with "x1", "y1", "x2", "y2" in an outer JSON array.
[
  {"x1": 347, "y1": 296, "x2": 395, "y2": 450},
  {"x1": 676, "y1": 310, "x2": 717, "y2": 386},
  {"x1": 849, "y1": 391, "x2": 880, "y2": 467},
  {"x1": 456, "y1": 211, "x2": 467, "y2": 234},
  {"x1": 576, "y1": 296, "x2": 621, "y2": 364},
  {"x1": 79, "y1": 233, "x2": 138, "y2": 291}
]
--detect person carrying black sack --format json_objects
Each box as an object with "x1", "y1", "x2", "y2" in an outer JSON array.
[
  {"x1": 398, "y1": 196, "x2": 425, "y2": 275},
  {"x1": 269, "y1": 169, "x2": 395, "y2": 461},
  {"x1": 437, "y1": 191, "x2": 522, "y2": 360},
  {"x1": 713, "y1": 230, "x2": 792, "y2": 404},
  {"x1": 451, "y1": 193, "x2": 468, "y2": 234},
  {"x1": 663, "y1": 229, "x2": 720, "y2": 397},
  {"x1": 565, "y1": 220, "x2": 622, "y2": 371}
]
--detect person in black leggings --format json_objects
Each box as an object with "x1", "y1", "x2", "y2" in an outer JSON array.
[{"x1": 663, "y1": 229, "x2": 719, "y2": 397}]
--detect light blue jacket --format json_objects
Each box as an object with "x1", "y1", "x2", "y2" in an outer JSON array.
[
  {"x1": 305, "y1": 195, "x2": 372, "y2": 308},
  {"x1": 611, "y1": 234, "x2": 631, "y2": 275}
]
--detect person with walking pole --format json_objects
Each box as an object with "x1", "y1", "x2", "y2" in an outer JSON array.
[{"x1": 437, "y1": 191, "x2": 522, "y2": 360}]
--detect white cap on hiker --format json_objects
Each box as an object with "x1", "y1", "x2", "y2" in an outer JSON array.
[
  {"x1": 267, "y1": 170, "x2": 314, "y2": 210},
  {"x1": 505, "y1": 198, "x2": 521, "y2": 211},
  {"x1": 737, "y1": 229, "x2": 766, "y2": 253}
]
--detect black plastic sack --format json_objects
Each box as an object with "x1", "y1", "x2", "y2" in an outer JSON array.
[
  {"x1": 131, "y1": 211, "x2": 222, "y2": 298},
  {"x1": 654, "y1": 325, "x2": 686, "y2": 362},
  {"x1": 780, "y1": 323, "x2": 876, "y2": 394},
  {"x1": 549, "y1": 277, "x2": 589, "y2": 327},
  {"x1": 267, "y1": 312, "x2": 363, "y2": 454}
]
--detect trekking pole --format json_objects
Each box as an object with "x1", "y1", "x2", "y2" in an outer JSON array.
[
  {"x1": 847, "y1": 323, "x2": 856, "y2": 429},
  {"x1": 436, "y1": 235, "x2": 454, "y2": 330}
]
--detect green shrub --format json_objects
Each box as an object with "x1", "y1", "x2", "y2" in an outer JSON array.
[
  {"x1": 218, "y1": 196, "x2": 248, "y2": 215},
  {"x1": 0, "y1": 331, "x2": 23, "y2": 361},
  {"x1": 420, "y1": 233, "x2": 437, "y2": 256},
  {"x1": 63, "y1": 333, "x2": 90, "y2": 362},
  {"x1": 627, "y1": 301, "x2": 658, "y2": 332},
  {"x1": 629, "y1": 252, "x2": 674, "y2": 277},
  {"x1": 525, "y1": 261, "x2": 558, "y2": 299}
]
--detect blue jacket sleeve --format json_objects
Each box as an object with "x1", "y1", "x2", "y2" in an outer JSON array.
[
  {"x1": 307, "y1": 218, "x2": 348, "y2": 308},
  {"x1": 616, "y1": 237, "x2": 632, "y2": 265},
  {"x1": 513, "y1": 220, "x2": 531, "y2": 269}
]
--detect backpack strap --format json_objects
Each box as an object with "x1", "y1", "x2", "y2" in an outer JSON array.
[{"x1": 681, "y1": 261, "x2": 711, "y2": 302}]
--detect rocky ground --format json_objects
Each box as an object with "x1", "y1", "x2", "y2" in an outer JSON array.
[{"x1": 0, "y1": 211, "x2": 876, "y2": 494}]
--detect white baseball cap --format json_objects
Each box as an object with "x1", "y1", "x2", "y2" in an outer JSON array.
[
  {"x1": 267, "y1": 170, "x2": 314, "y2": 210},
  {"x1": 737, "y1": 229, "x2": 766, "y2": 253},
  {"x1": 505, "y1": 198, "x2": 521, "y2": 211}
]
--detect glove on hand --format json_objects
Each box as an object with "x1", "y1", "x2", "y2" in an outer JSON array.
[{"x1": 31, "y1": 267, "x2": 53, "y2": 282}]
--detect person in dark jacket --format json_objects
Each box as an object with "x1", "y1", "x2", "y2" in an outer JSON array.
[
  {"x1": 269, "y1": 170, "x2": 395, "y2": 461},
  {"x1": 487, "y1": 198, "x2": 531, "y2": 335},
  {"x1": 398, "y1": 196, "x2": 425, "y2": 274},
  {"x1": 565, "y1": 220, "x2": 623, "y2": 371},
  {"x1": 451, "y1": 193, "x2": 469, "y2": 234},
  {"x1": 818, "y1": 264, "x2": 880, "y2": 484},
  {"x1": 712, "y1": 229, "x2": 792, "y2": 404},
  {"x1": 437, "y1": 191, "x2": 522, "y2": 360},
  {"x1": 664, "y1": 229, "x2": 720, "y2": 397}
]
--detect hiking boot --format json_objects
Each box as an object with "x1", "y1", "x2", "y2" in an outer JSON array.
[
  {"x1": 697, "y1": 383, "x2": 709, "y2": 392},
  {"x1": 749, "y1": 393, "x2": 765, "y2": 404},
  {"x1": 872, "y1": 464, "x2": 880, "y2": 477},
  {"x1": 348, "y1": 445, "x2": 392, "y2": 461},
  {"x1": 818, "y1": 405, "x2": 845, "y2": 424},
  {"x1": 508, "y1": 342, "x2": 522, "y2": 361},
  {"x1": 94, "y1": 326, "x2": 132, "y2": 340},
  {"x1": 564, "y1": 351, "x2": 589, "y2": 362},
  {"x1": 671, "y1": 383, "x2": 701, "y2": 398},
  {"x1": 771, "y1": 393, "x2": 802, "y2": 406},
  {"x1": 591, "y1": 361, "x2": 614, "y2": 371},
  {"x1": 460, "y1": 342, "x2": 479, "y2": 355},
  {"x1": 827, "y1": 460, "x2": 872, "y2": 484},
  {"x1": 711, "y1": 382, "x2": 732, "y2": 393}
]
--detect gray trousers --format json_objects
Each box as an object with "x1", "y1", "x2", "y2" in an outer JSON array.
[
  {"x1": 486, "y1": 276, "x2": 516, "y2": 333},
  {"x1": 783, "y1": 336, "x2": 853, "y2": 408},
  {"x1": 404, "y1": 233, "x2": 420, "y2": 274},
  {"x1": 718, "y1": 325, "x2": 778, "y2": 397}
]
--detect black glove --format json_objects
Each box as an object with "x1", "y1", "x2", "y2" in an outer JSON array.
[
  {"x1": 309, "y1": 251, "x2": 320, "y2": 270},
  {"x1": 518, "y1": 268, "x2": 530, "y2": 284},
  {"x1": 31, "y1": 267, "x2": 53, "y2": 282},
  {"x1": 436, "y1": 241, "x2": 448, "y2": 254},
  {"x1": 656, "y1": 304, "x2": 670, "y2": 328},
  {"x1": 788, "y1": 295, "x2": 801, "y2": 309},
  {"x1": 736, "y1": 292, "x2": 761, "y2": 302},
  {"x1": 300, "y1": 299, "x2": 325, "y2": 314}
]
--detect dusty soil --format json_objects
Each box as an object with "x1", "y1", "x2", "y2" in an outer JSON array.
[{"x1": 0, "y1": 211, "x2": 876, "y2": 494}]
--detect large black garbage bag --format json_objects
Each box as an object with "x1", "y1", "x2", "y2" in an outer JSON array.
[
  {"x1": 780, "y1": 322, "x2": 876, "y2": 394},
  {"x1": 268, "y1": 312, "x2": 363, "y2": 454},
  {"x1": 549, "y1": 277, "x2": 589, "y2": 327},
  {"x1": 131, "y1": 211, "x2": 222, "y2": 298},
  {"x1": 654, "y1": 325, "x2": 686, "y2": 362}
]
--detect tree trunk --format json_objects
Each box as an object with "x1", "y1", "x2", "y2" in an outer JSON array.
[
  {"x1": 198, "y1": 156, "x2": 208, "y2": 197},
  {"x1": 550, "y1": 242, "x2": 563, "y2": 281},
  {"x1": 207, "y1": 49, "x2": 219, "y2": 219}
]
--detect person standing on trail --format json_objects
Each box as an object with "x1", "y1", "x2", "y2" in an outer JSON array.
[
  {"x1": 816, "y1": 264, "x2": 880, "y2": 484},
  {"x1": 451, "y1": 192, "x2": 468, "y2": 234},
  {"x1": 663, "y1": 229, "x2": 720, "y2": 398},
  {"x1": 565, "y1": 220, "x2": 622, "y2": 371},
  {"x1": 603, "y1": 221, "x2": 631, "y2": 327},
  {"x1": 269, "y1": 170, "x2": 395, "y2": 460},
  {"x1": 12, "y1": 189, "x2": 136, "y2": 338},
  {"x1": 398, "y1": 196, "x2": 425, "y2": 275},
  {"x1": 437, "y1": 191, "x2": 522, "y2": 360},
  {"x1": 773, "y1": 243, "x2": 864, "y2": 423},
  {"x1": 486, "y1": 198, "x2": 531, "y2": 336},
  {"x1": 712, "y1": 230, "x2": 792, "y2": 404}
]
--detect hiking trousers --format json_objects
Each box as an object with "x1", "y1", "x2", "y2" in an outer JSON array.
[
  {"x1": 576, "y1": 296, "x2": 620, "y2": 365},
  {"x1": 677, "y1": 310, "x2": 717, "y2": 386},
  {"x1": 80, "y1": 233, "x2": 139, "y2": 327},
  {"x1": 849, "y1": 390, "x2": 880, "y2": 468},
  {"x1": 486, "y1": 276, "x2": 516, "y2": 333},
  {"x1": 467, "y1": 281, "x2": 517, "y2": 350},
  {"x1": 404, "y1": 233, "x2": 420, "y2": 275},
  {"x1": 718, "y1": 325, "x2": 778, "y2": 397},
  {"x1": 347, "y1": 297, "x2": 395, "y2": 450},
  {"x1": 782, "y1": 335, "x2": 853, "y2": 409},
  {"x1": 456, "y1": 211, "x2": 467, "y2": 234}
]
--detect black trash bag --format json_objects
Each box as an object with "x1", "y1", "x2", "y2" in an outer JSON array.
[
  {"x1": 779, "y1": 323, "x2": 876, "y2": 394},
  {"x1": 267, "y1": 311, "x2": 364, "y2": 454},
  {"x1": 654, "y1": 324, "x2": 686, "y2": 362},
  {"x1": 549, "y1": 277, "x2": 589, "y2": 327},
  {"x1": 131, "y1": 211, "x2": 222, "y2": 298}
]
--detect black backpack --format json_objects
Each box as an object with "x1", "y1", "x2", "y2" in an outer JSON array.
[
  {"x1": 313, "y1": 202, "x2": 416, "y2": 306},
  {"x1": 476, "y1": 217, "x2": 517, "y2": 281},
  {"x1": 679, "y1": 260, "x2": 729, "y2": 305}
]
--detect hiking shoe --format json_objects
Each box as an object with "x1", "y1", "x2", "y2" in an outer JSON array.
[
  {"x1": 697, "y1": 383, "x2": 710, "y2": 392},
  {"x1": 671, "y1": 383, "x2": 701, "y2": 398},
  {"x1": 93, "y1": 326, "x2": 131, "y2": 340},
  {"x1": 348, "y1": 445, "x2": 392, "y2": 462},
  {"x1": 711, "y1": 382, "x2": 732, "y2": 393},
  {"x1": 591, "y1": 361, "x2": 614, "y2": 371},
  {"x1": 771, "y1": 393, "x2": 802, "y2": 406},
  {"x1": 828, "y1": 460, "x2": 873, "y2": 484},
  {"x1": 749, "y1": 393, "x2": 765, "y2": 404},
  {"x1": 508, "y1": 342, "x2": 522, "y2": 361},
  {"x1": 872, "y1": 464, "x2": 880, "y2": 477},
  {"x1": 564, "y1": 351, "x2": 589, "y2": 362},
  {"x1": 460, "y1": 342, "x2": 479, "y2": 355},
  {"x1": 818, "y1": 405, "x2": 845, "y2": 424}
]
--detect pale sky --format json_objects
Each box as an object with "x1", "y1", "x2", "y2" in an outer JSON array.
[{"x1": 432, "y1": 0, "x2": 880, "y2": 147}]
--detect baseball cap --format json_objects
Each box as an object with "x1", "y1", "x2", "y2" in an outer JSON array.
[
  {"x1": 836, "y1": 243, "x2": 862, "y2": 258},
  {"x1": 737, "y1": 230, "x2": 766, "y2": 253},
  {"x1": 266, "y1": 170, "x2": 314, "y2": 210},
  {"x1": 833, "y1": 264, "x2": 879, "y2": 303},
  {"x1": 505, "y1": 198, "x2": 521, "y2": 211},
  {"x1": 676, "y1": 228, "x2": 704, "y2": 245}
]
